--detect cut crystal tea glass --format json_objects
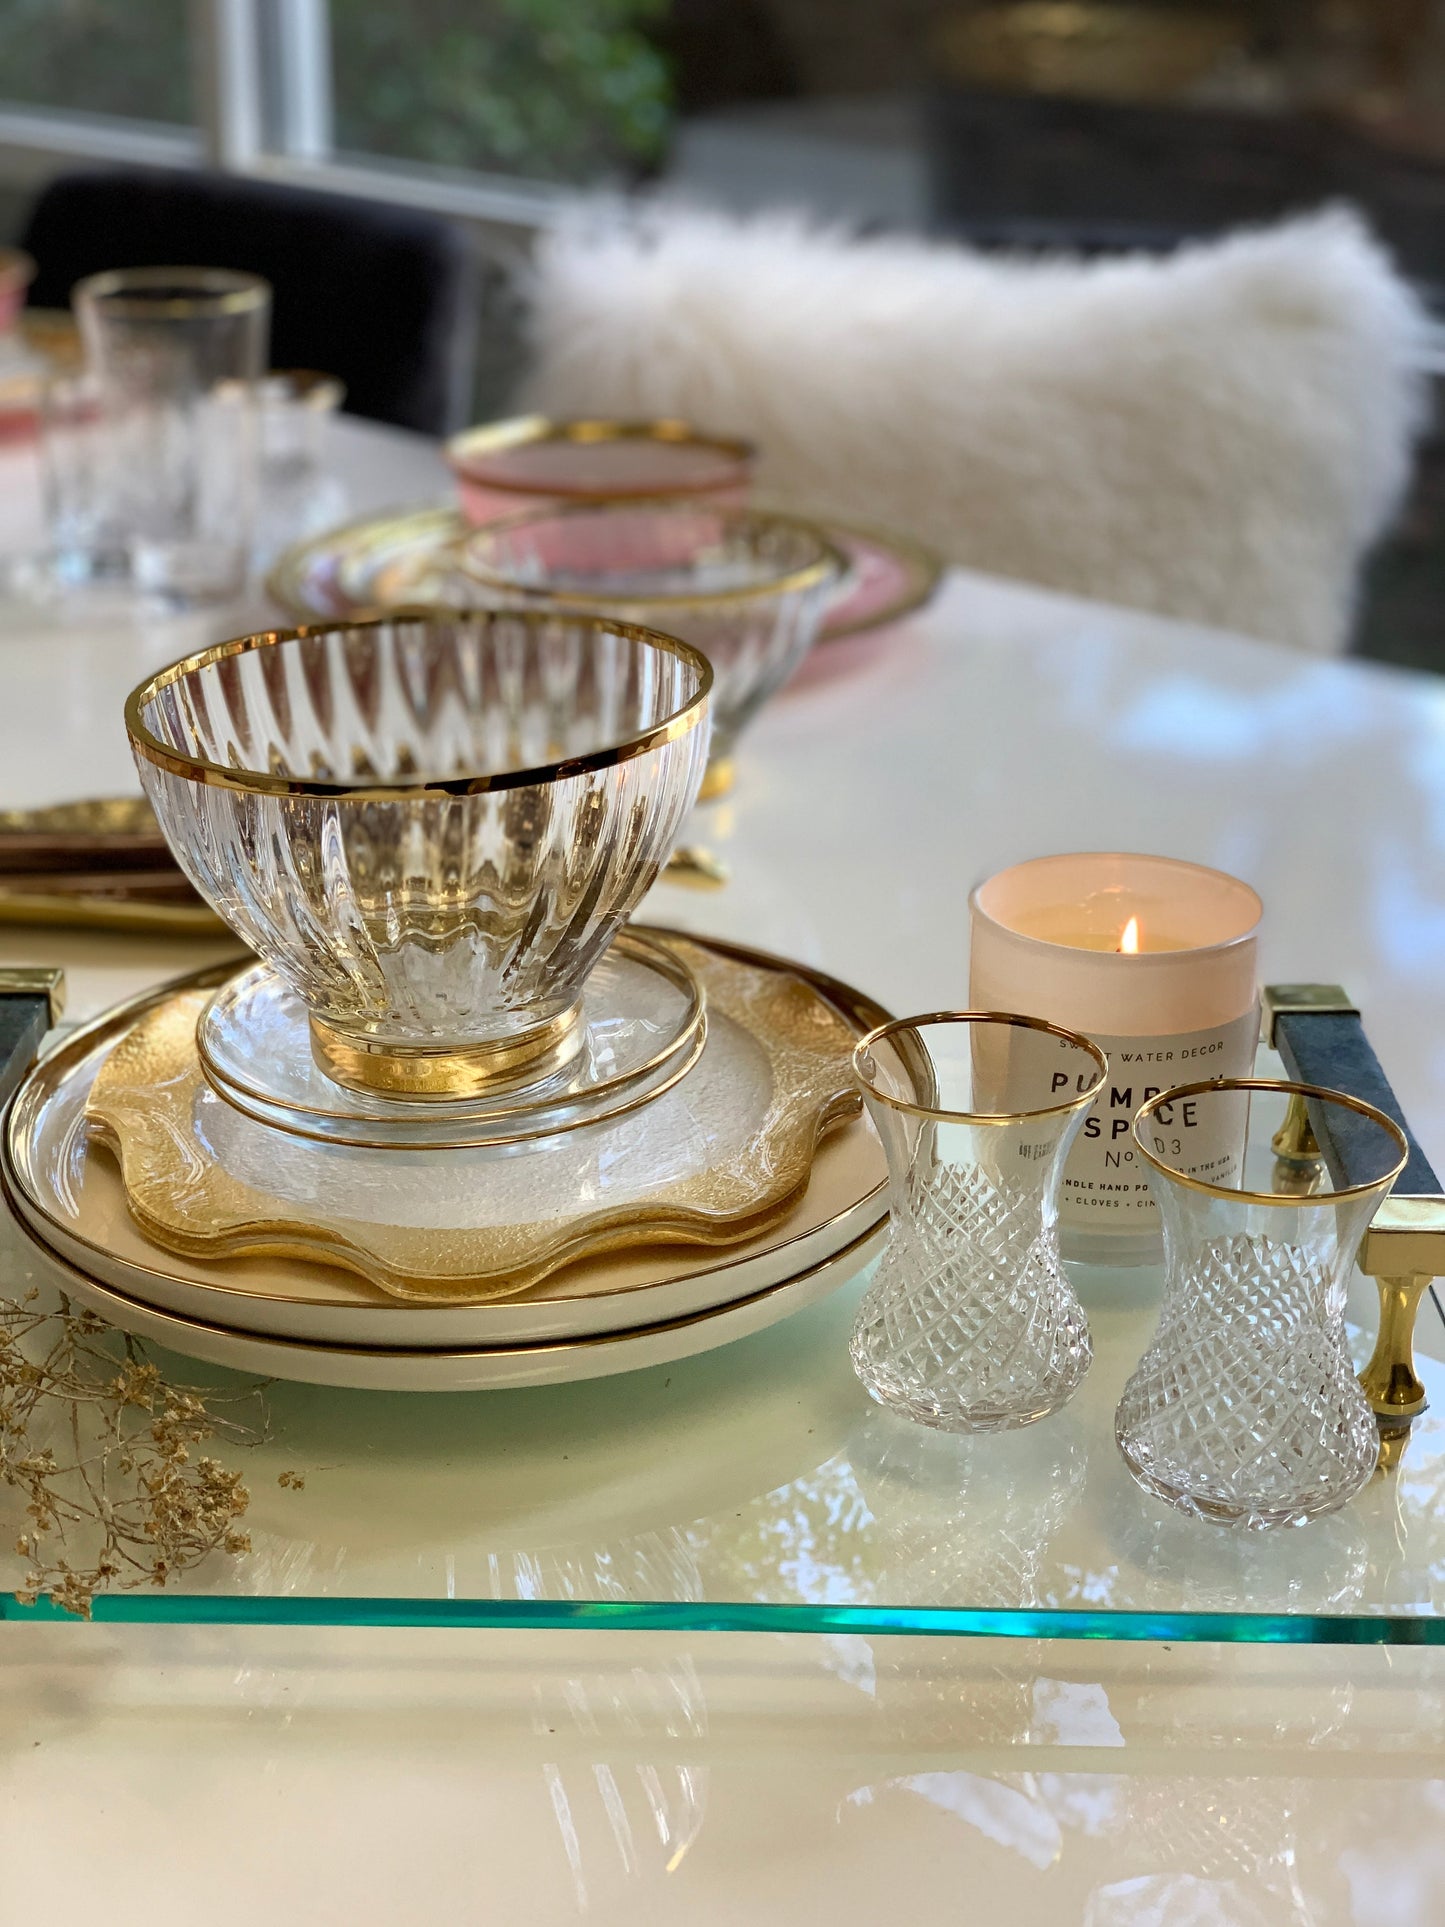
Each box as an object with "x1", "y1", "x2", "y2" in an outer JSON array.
[
  {"x1": 126, "y1": 611, "x2": 711, "y2": 1098},
  {"x1": 850, "y1": 1011, "x2": 1108, "y2": 1432},
  {"x1": 1118, "y1": 1078, "x2": 1409, "y2": 1529},
  {"x1": 460, "y1": 499, "x2": 844, "y2": 788}
]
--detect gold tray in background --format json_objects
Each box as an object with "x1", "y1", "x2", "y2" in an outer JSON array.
[
  {"x1": 0, "y1": 889, "x2": 224, "y2": 935},
  {"x1": 0, "y1": 795, "x2": 224, "y2": 934}
]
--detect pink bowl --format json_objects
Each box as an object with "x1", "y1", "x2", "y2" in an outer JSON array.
[{"x1": 447, "y1": 416, "x2": 756, "y2": 525}]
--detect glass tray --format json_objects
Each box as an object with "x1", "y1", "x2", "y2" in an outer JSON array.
[{"x1": 2, "y1": 1187, "x2": 1442, "y2": 1643}]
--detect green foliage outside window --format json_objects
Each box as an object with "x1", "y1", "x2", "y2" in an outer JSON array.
[
  {"x1": 0, "y1": 0, "x2": 673, "y2": 182},
  {"x1": 331, "y1": 0, "x2": 673, "y2": 180},
  {"x1": 0, "y1": 0, "x2": 192, "y2": 124}
]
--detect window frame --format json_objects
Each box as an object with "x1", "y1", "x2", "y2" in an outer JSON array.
[{"x1": 0, "y1": 0, "x2": 562, "y2": 244}]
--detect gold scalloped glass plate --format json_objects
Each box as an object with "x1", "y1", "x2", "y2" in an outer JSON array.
[
  {"x1": 266, "y1": 505, "x2": 943, "y2": 645},
  {"x1": 75, "y1": 935, "x2": 866, "y2": 1301},
  {"x1": 5, "y1": 932, "x2": 888, "y2": 1349}
]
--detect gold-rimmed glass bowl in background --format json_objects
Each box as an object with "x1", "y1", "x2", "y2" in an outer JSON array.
[
  {"x1": 460, "y1": 499, "x2": 844, "y2": 792},
  {"x1": 126, "y1": 611, "x2": 712, "y2": 1098},
  {"x1": 446, "y1": 416, "x2": 756, "y2": 525},
  {"x1": 850, "y1": 1011, "x2": 1108, "y2": 1432},
  {"x1": 1118, "y1": 1078, "x2": 1408, "y2": 1530}
]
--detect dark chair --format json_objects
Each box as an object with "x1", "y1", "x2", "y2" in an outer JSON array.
[{"x1": 21, "y1": 166, "x2": 478, "y2": 435}]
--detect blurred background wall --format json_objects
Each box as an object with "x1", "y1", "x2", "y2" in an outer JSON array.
[{"x1": 4, "y1": 0, "x2": 1445, "y2": 662}]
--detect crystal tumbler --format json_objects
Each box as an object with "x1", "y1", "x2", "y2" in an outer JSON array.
[
  {"x1": 850, "y1": 1011, "x2": 1108, "y2": 1432},
  {"x1": 461, "y1": 499, "x2": 843, "y2": 791},
  {"x1": 74, "y1": 266, "x2": 270, "y2": 602},
  {"x1": 1118, "y1": 1078, "x2": 1409, "y2": 1529}
]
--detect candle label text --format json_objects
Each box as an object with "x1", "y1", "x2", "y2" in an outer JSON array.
[{"x1": 1053, "y1": 1010, "x2": 1257, "y2": 1230}]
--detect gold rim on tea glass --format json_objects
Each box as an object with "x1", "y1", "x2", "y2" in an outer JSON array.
[
  {"x1": 853, "y1": 1009, "x2": 1109, "y2": 1124},
  {"x1": 462, "y1": 499, "x2": 848, "y2": 611},
  {"x1": 446, "y1": 416, "x2": 757, "y2": 497},
  {"x1": 1133, "y1": 1078, "x2": 1409, "y2": 1207},
  {"x1": 125, "y1": 611, "x2": 714, "y2": 798}
]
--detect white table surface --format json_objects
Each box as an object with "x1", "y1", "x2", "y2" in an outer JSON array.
[{"x1": 1, "y1": 413, "x2": 1444, "y2": 1925}]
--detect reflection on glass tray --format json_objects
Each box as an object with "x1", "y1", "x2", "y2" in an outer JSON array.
[
  {"x1": 0, "y1": 1200, "x2": 1441, "y2": 1635},
  {"x1": 266, "y1": 504, "x2": 944, "y2": 646}
]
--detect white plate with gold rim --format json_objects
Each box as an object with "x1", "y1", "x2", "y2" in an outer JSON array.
[
  {"x1": 4, "y1": 932, "x2": 890, "y2": 1349},
  {"x1": 6, "y1": 1194, "x2": 884, "y2": 1391}
]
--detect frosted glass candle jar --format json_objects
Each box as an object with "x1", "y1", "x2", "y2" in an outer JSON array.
[{"x1": 969, "y1": 853, "x2": 1262, "y2": 1267}]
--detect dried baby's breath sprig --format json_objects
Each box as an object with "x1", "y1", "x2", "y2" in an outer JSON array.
[{"x1": 0, "y1": 1289, "x2": 270, "y2": 1617}]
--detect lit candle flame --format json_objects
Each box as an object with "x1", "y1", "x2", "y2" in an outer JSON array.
[{"x1": 1119, "y1": 916, "x2": 1140, "y2": 955}]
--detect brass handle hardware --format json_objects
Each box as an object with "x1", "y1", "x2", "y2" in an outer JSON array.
[{"x1": 1266, "y1": 983, "x2": 1444, "y2": 1461}]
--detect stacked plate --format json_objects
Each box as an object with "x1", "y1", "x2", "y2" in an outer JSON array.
[{"x1": 3, "y1": 932, "x2": 890, "y2": 1391}]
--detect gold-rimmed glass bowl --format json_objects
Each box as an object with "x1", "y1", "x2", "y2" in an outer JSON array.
[
  {"x1": 126, "y1": 611, "x2": 712, "y2": 1097},
  {"x1": 460, "y1": 499, "x2": 845, "y2": 788},
  {"x1": 446, "y1": 416, "x2": 756, "y2": 524}
]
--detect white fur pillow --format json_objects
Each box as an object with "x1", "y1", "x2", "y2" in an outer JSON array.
[{"x1": 521, "y1": 203, "x2": 1431, "y2": 654}]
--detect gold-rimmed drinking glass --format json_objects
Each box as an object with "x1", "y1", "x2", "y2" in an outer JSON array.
[
  {"x1": 850, "y1": 1011, "x2": 1108, "y2": 1433},
  {"x1": 1118, "y1": 1078, "x2": 1409, "y2": 1529},
  {"x1": 460, "y1": 498, "x2": 845, "y2": 792}
]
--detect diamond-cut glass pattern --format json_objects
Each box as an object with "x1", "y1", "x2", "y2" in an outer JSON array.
[
  {"x1": 851, "y1": 1157, "x2": 1092, "y2": 1432},
  {"x1": 1115, "y1": 1230, "x2": 1379, "y2": 1530}
]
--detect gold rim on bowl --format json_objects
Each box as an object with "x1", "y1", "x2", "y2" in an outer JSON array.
[
  {"x1": 461, "y1": 498, "x2": 848, "y2": 611},
  {"x1": 445, "y1": 415, "x2": 757, "y2": 497},
  {"x1": 853, "y1": 1009, "x2": 1110, "y2": 1125},
  {"x1": 1133, "y1": 1077, "x2": 1409, "y2": 1207},
  {"x1": 125, "y1": 611, "x2": 714, "y2": 799}
]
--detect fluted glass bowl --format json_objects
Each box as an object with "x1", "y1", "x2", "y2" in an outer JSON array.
[
  {"x1": 460, "y1": 501, "x2": 844, "y2": 788},
  {"x1": 126, "y1": 612, "x2": 712, "y2": 1094}
]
